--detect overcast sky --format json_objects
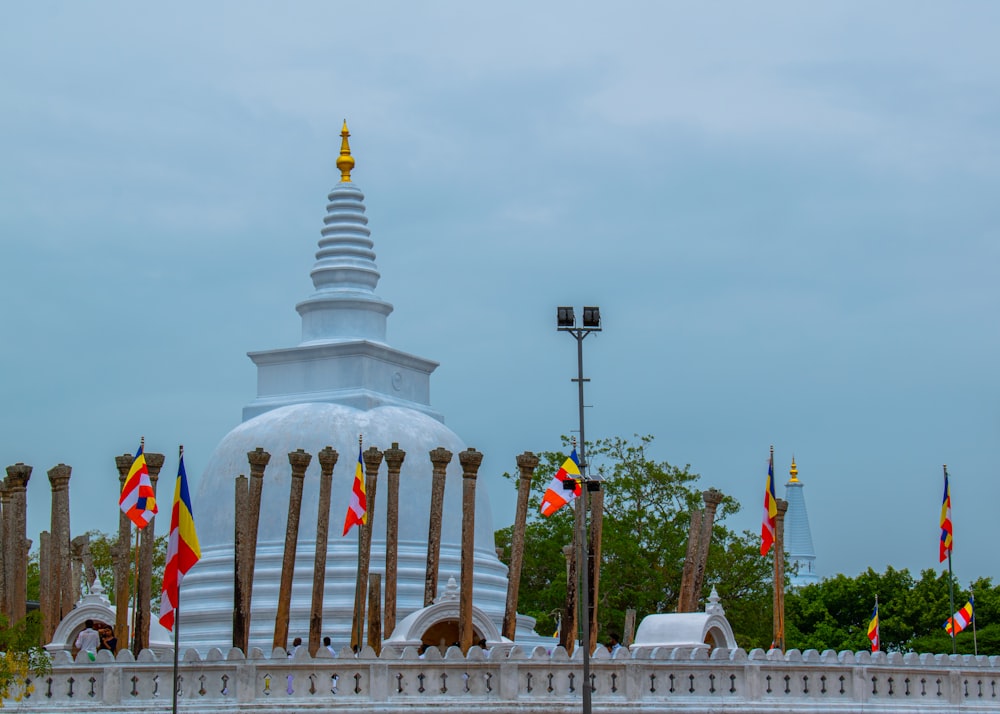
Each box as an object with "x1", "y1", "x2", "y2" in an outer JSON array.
[{"x1": 2, "y1": 2, "x2": 997, "y2": 586}]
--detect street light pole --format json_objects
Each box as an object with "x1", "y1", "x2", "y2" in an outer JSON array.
[{"x1": 557, "y1": 306, "x2": 601, "y2": 714}]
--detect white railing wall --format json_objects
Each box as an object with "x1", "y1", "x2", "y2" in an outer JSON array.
[{"x1": 10, "y1": 644, "x2": 1000, "y2": 713}]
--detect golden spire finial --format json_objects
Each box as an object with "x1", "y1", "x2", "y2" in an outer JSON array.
[
  {"x1": 336, "y1": 120, "x2": 355, "y2": 182},
  {"x1": 789, "y1": 456, "x2": 799, "y2": 482}
]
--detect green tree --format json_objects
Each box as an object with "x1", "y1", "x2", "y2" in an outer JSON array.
[
  {"x1": 786, "y1": 567, "x2": 1000, "y2": 655},
  {"x1": 496, "y1": 434, "x2": 773, "y2": 649},
  {"x1": 0, "y1": 613, "x2": 50, "y2": 707}
]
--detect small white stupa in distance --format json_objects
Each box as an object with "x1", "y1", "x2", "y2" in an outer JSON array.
[
  {"x1": 784, "y1": 457, "x2": 819, "y2": 587},
  {"x1": 181, "y1": 123, "x2": 527, "y2": 650}
]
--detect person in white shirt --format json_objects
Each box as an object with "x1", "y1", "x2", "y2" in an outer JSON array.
[
  {"x1": 323, "y1": 636, "x2": 338, "y2": 657},
  {"x1": 74, "y1": 620, "x2": 100, "y2": 660}
]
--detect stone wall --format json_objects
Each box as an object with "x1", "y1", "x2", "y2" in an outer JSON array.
[{"x1": 9, "y1": 643, "x2": 1000, "y2": 713}]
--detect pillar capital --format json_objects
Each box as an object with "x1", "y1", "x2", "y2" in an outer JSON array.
[
  {"x1": 47, "y1": 463, "x2": 72, "y2": 491},
  {"x1": 516, "y1": 451, "x2": 539, "y2": 478},
  {"x1": 5, "y1": 463, "x2": 32, "y2": 491},
  {"x1": 115, "y1": 454, "x2": 133, "y2": 483},
  {"x1": 429, "y1": 447, "x2": 453, "y2": 469},
  {"x1": 247, "y1": 447, "x2": 272, "y2": 474},
  {"x1": 775, "y1": 498, "x2": 789, "y2": 520},
  {"x1": 383, "y1": 442, "x2": 406, "y2": 473},
  {"x1": 702, "y1": 488, "x2": 724, "y2": 508},
  {"x1": 363, "y1": 446, "x2": 384, "y2": 473},
  {"x1": 288, "y1": 449, "x2": 312, "y2": 477},
  {"x1": 459, "y1": 448, "x2": 483, "y2": 478},
  {"x1": 317, "y1": 447, "x2": 339, "y2": 474},
  {"x1": 145, "y1": 453, "x2": 165, "y2": 483}
]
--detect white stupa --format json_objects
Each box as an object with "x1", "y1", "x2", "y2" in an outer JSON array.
[
  {"x1": 180, "y1": 123, "x2": 523, "y2": 650},
  {"x1": 784, "y1": 458, "x2": 819, "y2": 587}
]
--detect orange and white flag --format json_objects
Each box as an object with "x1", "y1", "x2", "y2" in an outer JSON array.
[
  {"x1": 343, "y1": 445, "x2": 367, "y2": 535},
  {"x1": 539, "y1": 449, "x2": 582, "y2": 517}
]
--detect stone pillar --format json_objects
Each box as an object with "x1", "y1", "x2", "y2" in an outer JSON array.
[
  {"x1": 772, "y1": 498, "x2": 788, "y2": 650},
  {"x1": 233, "y1": 474, "x2": 249, "y2": 651},
  {"x1": 424, "y1": 447, "x2": 452, "y2": 606},
  {"x1": 243, "y1": 447, "x2": 271, "y2": 646},
  {"x1": 560, "y1": 543, "x2": 574, "y2": 650},
  {"x1": 133, "y1": 452, "x2": 163, "y2": 654},
  {"x1": 70, "y1": 533, "x2": 95, "y2": 602},
  {"x1": 503, "y1": 451, "x2": 538, "y2": 641},
  {"x1": 561, "y1": 501, "x2": 581, "y2": 655},
  {"x1": 308, "y1": 447, "x2": 338, "y2": 656},
  {"x1": 382, "y1": 443, "x2": 405, "y2": 639},
  {"x1": 113, "y1": 454, "x2": 133, "y2": 652},
  {"x1": 458, "y1": 448, "x2": 483, "y2": 654},
  {"x1": 0, "y1": 480, "x2": 5, "y2": 619},
  {"x1": 676, "y1": 509, "x2": 704, "y2": 612},
  {"x1": 3, "y1": 464, "x2": 32, "y2": 623},
  {"x1": 352, "y1": 446, "x2": 383, "y2": 651},
  {"x1": 623, "y1": 607, "x2": 637, "y2": 648},
  {"x1": 47, "y1": 464, "x2": 73, "y2": 621},
  {"x1": 587, "y1": 484, "x2": 604, "y2": 654},
  {"x1": 690, "y1": 488, "x2": 724, "y2": 606},
  {"x1": 39, "y1": 530, "x2": 53, "y2": 641},
  {"x1": 367, "y1": 573, "x2": 382, "y2": 655},
  {"x1": 273, "y1": 449, "x2": 311, "y2": 650}
]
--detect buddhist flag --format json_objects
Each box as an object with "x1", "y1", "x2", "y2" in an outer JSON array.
[
  {"x1": 119, "y1": 441, "x2": 157, "y2": 529},
  {"x1": 343, "y1": 445, "x2": 367, "y2": 535},
  {"x1": 159, "y1": 450, "x2": 201, "y2": 632},
  {"x1": 945, "y1": 597, "x2": 974, "y2": 635},
  {"x1": 539, "y1": 449, "x2": 582, "y2": 517},
  {"x1": 867, "y1": 602, "x2": 880, "y2": 651},
  {"x1": 939, "y1": 468, "x2": 953, "y2": 562},
  {"x1": 760, "y1": 450, "x2": 777, "y2": 556}
]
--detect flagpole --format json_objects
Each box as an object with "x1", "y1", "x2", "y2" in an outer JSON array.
[
  {"x1": 944, "y1": 465, "x2": 956, "y2": 655},
  {"x1": 130, "y1": 526, "x2": 140, "y2": 653},
  {"x1": 971, "y1": 588, "x2": 978, "y2": 657},
  {"x1": 172, "y1": 444, "x2": 183, "y2": 714}
]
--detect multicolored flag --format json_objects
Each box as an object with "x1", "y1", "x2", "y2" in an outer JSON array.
[
  {"x1": 119, "y1": 440, "x2": 157, "y2": 528},
  {"x1": 539, "y1": 449, "x2": 582, "y2": 517},
  {"x1": 867, "y1": 602, "x2": 880, "y2": 652},
  {"x1": 945, "y1": 596, "x2": 974, "y2": 635},
  {"x1": 760, "y1": 450, "x2": 777, "y2": 556},
  {"x1": 159, "y1": 450, "x2": 201, "y2": 632},
  {"x1": 342, "y1": 445, "x2": 367, "y2": 535},
  {"x1": 939, "y1": 468, "x2": 953, "y2": 563}
]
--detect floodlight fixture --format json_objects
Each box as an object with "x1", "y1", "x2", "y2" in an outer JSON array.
[
  {"x1": 557, "y1": 306, "x2": 575, "y2": 328},
  {"x1": 582, "y1": 306, "x2": 601, "y2": 329}
]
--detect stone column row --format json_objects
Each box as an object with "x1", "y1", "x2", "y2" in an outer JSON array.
[{"x1": 1, "y1": 464, "x2": 32, "y2": 622}]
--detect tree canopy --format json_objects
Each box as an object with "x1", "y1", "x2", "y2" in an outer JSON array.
[{"x1": 495, "y1": 434, "x2": 773, "y2": 649}]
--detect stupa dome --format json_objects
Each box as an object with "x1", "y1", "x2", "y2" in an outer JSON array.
[{"x1": 179, "y1": 124, "x2": 515, "y2": 650}]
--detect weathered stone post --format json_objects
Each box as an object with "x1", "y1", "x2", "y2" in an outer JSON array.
[
  {"x1": 382, "y1": 443, "x2": 405, "y2": 639},
  {"x1": 587, "y1": 484, "x2": 604, "y2": 654},
  {"x1": 273, "y1": 449, "x2": 311, "y2": 650},
  {"x1": 458, "y1": 448, "x2": 483, "y2": 654},
  {"x1": 773, "y1": 498, "x2": 789, "y2": 650},
  {"x1": 70, "y1": 533, "x2": 95, "y2": 602},
  {"x1": 233, "y1": 474, "x2": 249, "y2": 651},
  {"x1": 113, "y1": 454, "x2": 133, "y2": 652},
  {"x1": 691, "y1": 488, "x2": 724, "y2": 606},
  {"x1": 623, "y1": 607, "x2": 637, "y2": 648},
  {"x1": 133, "y1": 453, "x2": 163, "y2": 654},
  {"x1": 38, "y1": 530, "x2": 53, "y2": 641},
  {"x1": 3, "y1": 464, "x2": 32, "y2": 623},
  {"x1": 308, "y1": 447, "x2": 338, "y2": 656},
  {"x1": 503, "y1": 452, "x2": 538, "y2": 641},
  {"x1": 677, "y1": 508, "x2": 704, "y2": 612},
  {"x1": 352, "y1": 446, "x2": 383, "y2": 651},
  {"x1": 367, "y1": 573, "x2": 382, "y2": 655},
  {"x1": 561, "y1": 507, "x2": 580, "y2": 655},
  {"x1": 0, "y1": 480, "x2": 5, "y2": 618},
  {"x1": 48, "y1": 464, "x2": 74, "y2": 620},
  {"x1": 424, "y1": 447, "x2": 452, "y2": 606},
  {"x1": 242, "y1": 447, "x2": 271, "y2": 648}
]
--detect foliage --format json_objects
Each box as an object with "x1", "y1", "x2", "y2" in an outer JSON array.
[
  {"x1": 0, "y1": 613, "x2": 50, "y2": 707},
  {"x1": 786, "y1": 568, "x2": 1000, "y2": 655},
  {"x1": 496, "y1": 434, "x2": 773, "y2": 649},
  {"x1": 26, "y1": 530, "x2": 168, "y2": 610}
]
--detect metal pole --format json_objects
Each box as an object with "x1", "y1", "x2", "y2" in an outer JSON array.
[{"x1": 570, "y1": 328, "x2": 592, "y2": 714}]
